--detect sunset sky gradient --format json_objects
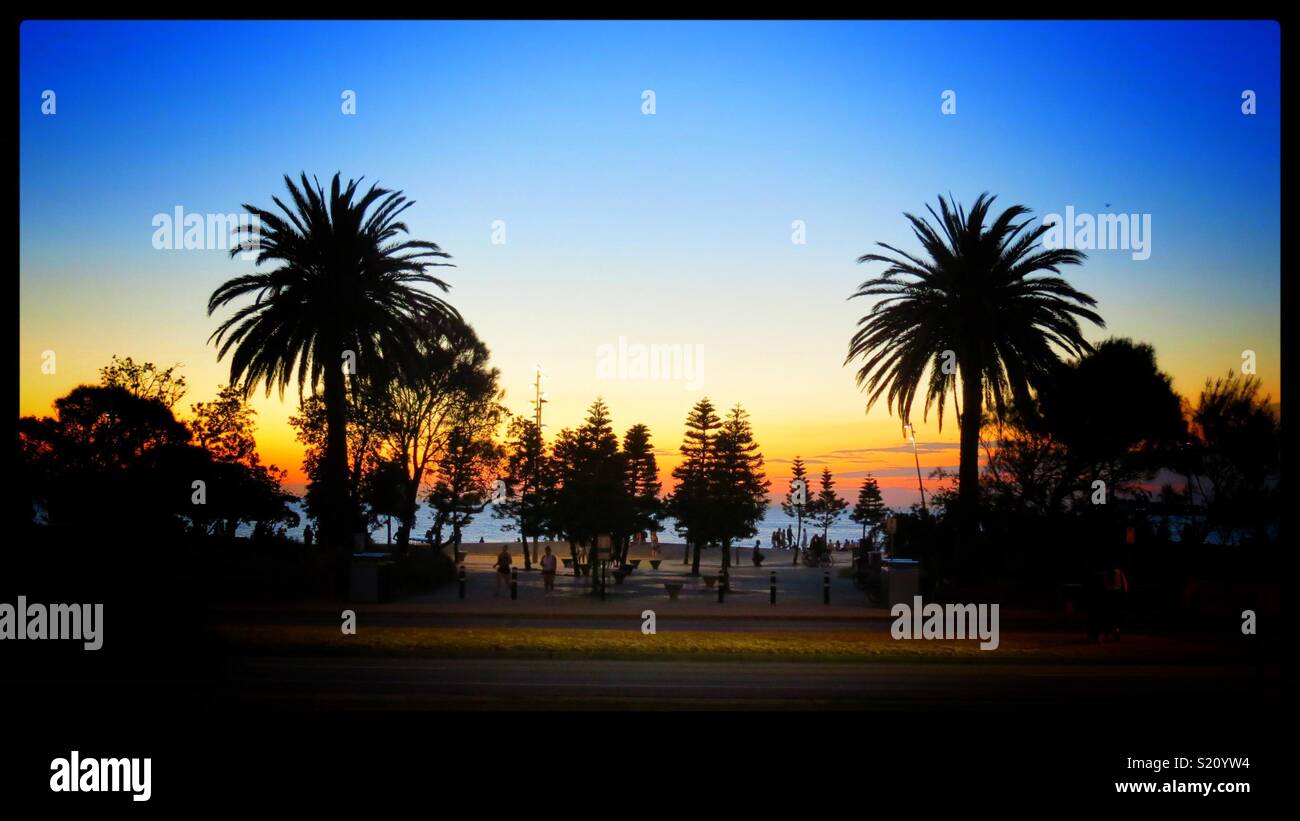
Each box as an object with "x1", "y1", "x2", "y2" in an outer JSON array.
[{"x1": 19, "y1": 20, "x2": 1281, "y2": 506}]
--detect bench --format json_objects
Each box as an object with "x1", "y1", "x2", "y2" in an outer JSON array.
[{"x1": 663, "y1": 582, "x2": 683, "y2": 600}]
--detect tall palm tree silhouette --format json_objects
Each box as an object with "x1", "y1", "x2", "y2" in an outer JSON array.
[
  {"x1": 846, "y1": 193, "x2": 1103, "y2": 542},
  {"x1": 209, "y1": 172, "x2": 457, "y2": 550}
]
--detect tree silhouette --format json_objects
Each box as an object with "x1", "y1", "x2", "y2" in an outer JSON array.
[
  {"x1": 621, "y1": 423, "x2": 662, "y2": 564},
  {"x1": 781, "y1": 455, "x2": 809, "y2": 564},
  {"x1": 708, "y1": 404, "x2": 769, "y2": 572},
  {"x1": 850, "y1": 475, "x2": 888, "y2": 544},
  {"x1": 208, "y1": 172, "x2": 457, "y2": 552},
  {"x1": 1185, "y1": 371, "x2": 1280, "y2": 544},
  {"x1": 666, "y1": 398, "x2": 721, "y2": 575},
  {"x1": 99, "y1": 355, "x2": 188, "y2": 410},
  {"x1": 1034, "y1": 337, "x2": 1187, "y2": 510},
  {"x1": 495, "y1": 416, "x2": 552, "y2": 569},
  {"x1": 846, "y1": 193, "x2": 1103, "y2": 545},
  {"x1": 549, "y1": 400, "x2": 630, "y2": 582},
  {"x1": 808, "y1": 466, "x2": 848, "y2": 544},
  {"x1": 190, "y1": 385, "x2": 260, "y2": 467}
]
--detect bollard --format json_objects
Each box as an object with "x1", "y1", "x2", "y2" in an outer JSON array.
[
  {"x1": 510, "y1": 566, "x2": 518, "y2": 600},
  {"x1": 823, "y1": 571, "x2": 831, "y2": 604},
  {"x1": 770, "y1": 571, "x2": 777, "y2": 604},
  {"x1": 718, "y1": 570, "x2": 726, "y2": 603},
  {"x1": 458, "y1": 565, "x2": 466, "y2": 599}
]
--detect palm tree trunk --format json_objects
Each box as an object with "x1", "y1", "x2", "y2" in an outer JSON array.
[
  {"x1": 320, "y1": 355, "x2": 352, "y2": 553},
  {"x1": 958, "y1": 363, "x2": 983, "y2": 545}
]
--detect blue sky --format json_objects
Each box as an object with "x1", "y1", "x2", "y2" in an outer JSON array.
[{"x1": 19, "y1": 20, "x2": 1281, "y2": 502}]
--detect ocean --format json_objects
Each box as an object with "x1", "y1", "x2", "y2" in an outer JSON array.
[{"x1": 245, "y1": 500, "x2": 885, "y2": 547}]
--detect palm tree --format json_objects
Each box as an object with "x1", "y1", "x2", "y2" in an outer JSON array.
[
  {"x1": 208, "y1": 172, "x2": 457, "y2": 550},
  {"x1": 845, "y1": 193, "x2": 1103, "y2": 542}
]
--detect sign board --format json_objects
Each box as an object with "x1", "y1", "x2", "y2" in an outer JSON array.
[{"x1": 594, "y1": 534, "x2": 613, "y2": 558}]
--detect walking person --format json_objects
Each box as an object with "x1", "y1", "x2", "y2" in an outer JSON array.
[
  {"x1": 541, "y1": 545, "x2": 558, "y2": 594},
  {"x1": 494, "y1": 545, "x2": 512, "y2": 596}
]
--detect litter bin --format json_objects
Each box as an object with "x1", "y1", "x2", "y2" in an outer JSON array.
[
  {"x1": 882, "y1": 558, "x2": 920, "y2": 609},
  {"x1": 350, "y1": 552, "x2": 398, "y2": 603}
]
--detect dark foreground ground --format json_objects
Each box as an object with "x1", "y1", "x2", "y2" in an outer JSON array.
[
  {"x1": 2, "y1": 545, "x2": 1282, "y2": 807},
  {"x1": 219, "y1": 655, "x2": 1279, "y2": 710}
]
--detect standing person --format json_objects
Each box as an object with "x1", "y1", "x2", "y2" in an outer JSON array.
[
  {"x1": 302, "y1": 525, "x2": 314, "y2": 547},
  {"x1": 540, "y1": 545, "x2": 558, "y2": 594},
  {"x1": 1104, "y1": 564, "x2": 1130, "y2": 640},
  {"x1": 494, "y1": 545, "x2": 513, "y2": 596}
]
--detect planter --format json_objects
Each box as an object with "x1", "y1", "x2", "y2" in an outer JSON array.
[
  {"x1": 648, "y1": 559, "x2": 662, "y2": 570},
  {"x1": 663, "y1": 582, "x2": 683, "y2": 600},
  {"x1": 703, "y1": 575, "x2": 718, "y2": 589}
]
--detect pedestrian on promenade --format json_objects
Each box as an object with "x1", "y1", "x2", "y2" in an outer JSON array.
[
  {"x1": 541, "y1": 545, "x2": 558, "y2": 593},
  {"x1": 494, "y1": 545, "x2": 513, "y2": 596}
]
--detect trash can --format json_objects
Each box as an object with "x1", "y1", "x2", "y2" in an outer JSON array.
[
  {"x1": 350, "y1": 552, "x2": 397, "y2": 603},
  {"x1": 882, "y1": 558, "x2": 920, "y2": 609}
]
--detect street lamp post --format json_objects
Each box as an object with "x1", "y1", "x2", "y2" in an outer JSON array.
[
  {"x1": 905, "y1": 423, "x2": 927, "y2": 514},
  {"x1": 528, "y1": 365, "x2": 547, "y2": 567},
  {"x1": 531, "y1": 365, "x2": 547, "y2": 432}
]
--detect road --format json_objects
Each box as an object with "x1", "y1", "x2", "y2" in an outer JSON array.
[{"x1": 217, "y1": 655, "x2": 1281, "y2": 710}]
